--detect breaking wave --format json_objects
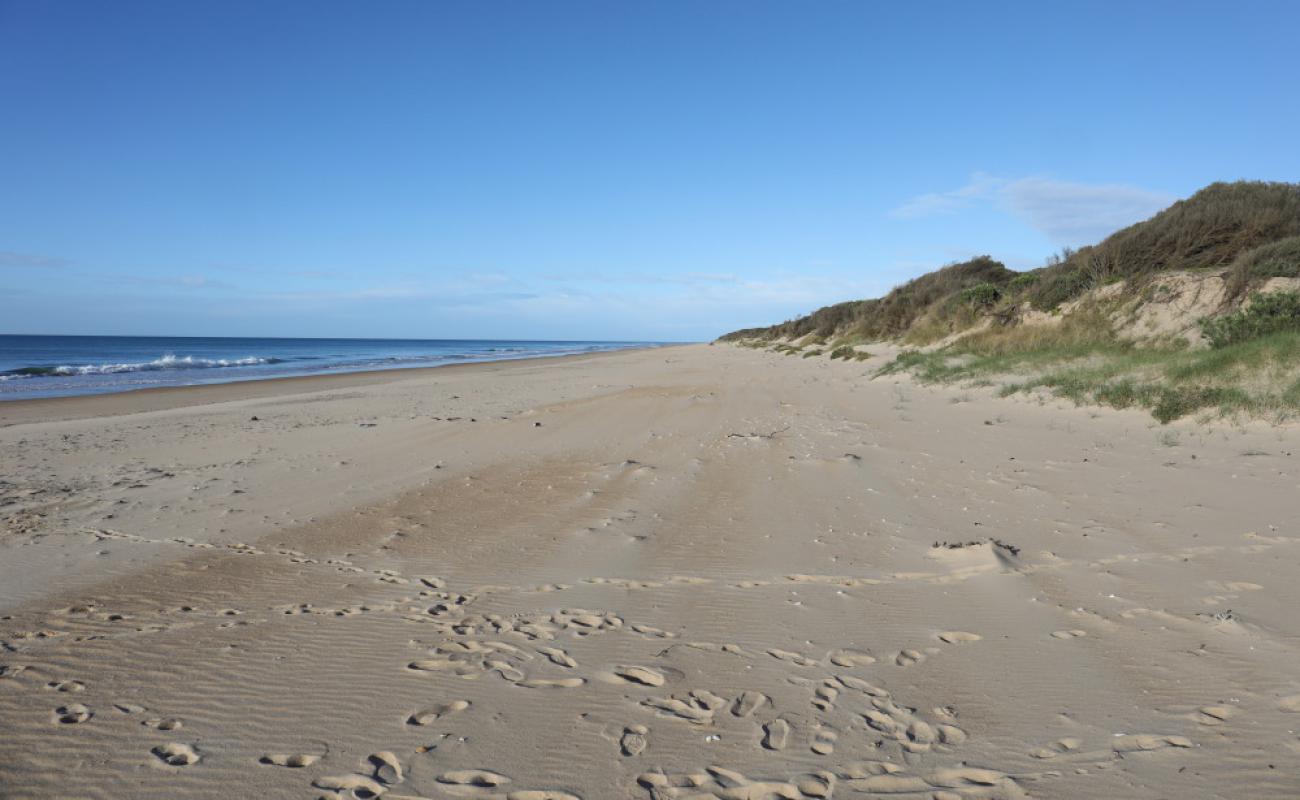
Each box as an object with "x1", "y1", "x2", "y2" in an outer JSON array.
[{"x1": 3, "y1": 354, "x2": 285, "y2": 379}]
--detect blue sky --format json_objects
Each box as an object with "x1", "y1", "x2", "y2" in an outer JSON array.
[{"x1": 2, "y1": 0, "x2": 1297, "y2": 341}]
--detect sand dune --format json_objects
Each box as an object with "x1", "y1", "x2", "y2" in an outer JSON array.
[{"x1": 2, "y1": 344, "x2": 1299, "y2": 798}]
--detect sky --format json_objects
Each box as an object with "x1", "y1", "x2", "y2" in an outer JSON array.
[{"x1": 2, "y1": 1, "x2": 1298, "y2": 341}]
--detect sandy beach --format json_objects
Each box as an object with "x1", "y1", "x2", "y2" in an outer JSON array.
[{"x1": 2, "y1": 343, "x2": 1299, "y2": 799}]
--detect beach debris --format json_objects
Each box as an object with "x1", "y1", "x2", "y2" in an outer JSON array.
[
  {"x1": 932, "y1": 538, "x2": 1021, "y2": 556},
  {"x1": 726, "y1": 425, "x2": 790, "y2": 441}
]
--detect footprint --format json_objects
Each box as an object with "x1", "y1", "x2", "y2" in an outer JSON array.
[
  {"x1": 762, "y1": 719, "x2": 789, "y2": 750},
  {"x1": 768, "y1": 648, "x2": 818, "y2": 667},
  {"x1": 827, "y1": 648, "x2": 875, "y2": 667},
  {"x1": 837, "y1": 675, "x2": 888, "y2": 696},
  {"x1": 54, "y1": 704, "x2": 91, "y2": 724},
  {"x1": 518, "y1": 677, "x2": 585, "y2": 689},
  {"x1": 813, "y1": 682, "x2": 839, "y2": 711},
  {"x1": 1030, "y1": 737, "x2": 1083, "y2": 759},
  {"x1": 732, "y1": 691, "x2": 770, "y2": 718},
  {"x1": 630, "y1": 623, "x2": 674, "y2": 639},
  {"x1": 48, "y1": 680, "x2": 86, "y2": 693},
  {"x1": 936, "y1": 724, "x2": 967, "y2": 746},
  {"x1": 613, "y1": 666, "x2": 666, "y2": 687},
  {"x1": 370, "y1": 751, "x2": 403, "y2": 785},
  {"x1": 1196, "y1": 705, "x2": 1236, "y2": 726},
  {"x1": 313, "y1": 774, "x2": 384, "y2": 794},
  {"x1": 928, "y1": 767, "x2": 1017, "y2": 792},
  {"x1": 260, "y1": 753, "x2": 318, "y2": 768},
  {"x1": 937, "y1": 631, "x2": 982, "y2": 644},
  {"x1": 1051, "y1": 629, "x2": 1087, "y2": 639},
  {"x1": 1278, "y1": 695, "x2": 1300, "y2": 712},
  {"x1": 537, "y1": 647, "x2": 578, "y2": 668},
  {"x1": 621, "y1": 724, "x2": 648, "y2": 756},
  {"x1": 143, "y1": 717, "x2": 183, "y2": 731},
  {"x1": 1112, "y1": 734, "x2": 1193, "y2": 753},
  {"x1": 895, "y1": 649, "x2": 925, "y2": 667},
  {"x1": 811, "y1": 726, "x2": 838, "y2": 755},
  {"x1": 408, "y1": 700, "x2": 471, "y2": 725},
  {"x1": 486, "y1": 660, "x2": 526, "y2": 683},
  {"x1": 438, "y1": 769, "x2": 511, "y2": 786},
  {"x1": 152, "y1": 742, "x2": 199, "y2": 766},
  {"x1": 797, "y1": 772, "x2": 836, "y2": 798},
  {"x1": 642, "y1": 690, "x2": 727, "y2": 725}
]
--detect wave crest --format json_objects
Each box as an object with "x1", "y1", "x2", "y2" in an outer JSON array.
[{"x1": 4, "y1": 354, "x2": 284, "y2": 378}]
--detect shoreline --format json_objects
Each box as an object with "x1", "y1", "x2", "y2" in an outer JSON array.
[{"x1": 0, "y1": 343, "x2": 680, "y2": 426}]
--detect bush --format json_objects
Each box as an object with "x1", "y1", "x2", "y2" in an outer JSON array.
[
  {"x1": 829, "y1": 345, "x2": 869, "y2": 360},
  {"x1": 719, "y1": 256, "x2": 1013, "y2": 342},
  {"x1": 1008, "y1": 272, "x2": 1040, "y2": 290},
  {"x1": 1201, "y1": 291, "x2": 1300, "y2": 348},
  {"x1": 1224, "y1": 235, "x2": 1300, "y2": 297},
  {"x1": 1030, "y1": 269, "x2": 1092, "y2": 311},
  {"x1": 960, "y1": 283, "x2": 1001, "y2": 308},
  {"x1": 1151, "y1": 386, "x2": 1248, "y2": 424}
]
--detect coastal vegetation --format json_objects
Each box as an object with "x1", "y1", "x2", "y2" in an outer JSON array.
[{"x1": 721, "y1": 181, "x2": 1300, "y2": 423}]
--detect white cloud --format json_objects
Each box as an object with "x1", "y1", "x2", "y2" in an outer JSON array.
[
  {"x1": 891, "y1": 174, "x2": 1177, "y2": 246},
  {"x1": 1002, "y1": 178, "x2": 1176, "y2": 244},
  {"x1": 889, "y1": 172, "x2": 1006, "y2": 219}
]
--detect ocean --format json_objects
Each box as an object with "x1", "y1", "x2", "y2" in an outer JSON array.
[{"x1": 0, "y1": 335, "x2": 660, "y2": 400}]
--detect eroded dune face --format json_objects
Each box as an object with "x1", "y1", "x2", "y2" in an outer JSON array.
[{"x1": 2, "y1": 344, "x2": 1300, "y2": 798}]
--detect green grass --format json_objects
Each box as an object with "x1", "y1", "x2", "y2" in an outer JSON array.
[
  {"x1": 1200, "y1": 291, "x2": 1300, "y2": 348},
  {"x1": 829, "y1": 344, "x2": 871, "y2": 361},
  {"x1": 878, "y1": 330, "x2": 1300, "y2": 423}
]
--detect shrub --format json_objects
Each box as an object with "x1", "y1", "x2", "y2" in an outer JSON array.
[
  {"x1": 1201, "y1": 291, "x2": 1300, "y2": 348},
  {"x1": 718, "y1": 256, "x2": 1013, "y2": 342},
  {"x1": 1224, "y1": 235, "x2": 1300, "y2": 297},
  {"x1": 829, "y1": 345, "x2": 869, "y2": 360},
  {"x1": 1029, "y1": 269, "x2": 1092, "y2": 311},
  {"x1": 960, "y1": 283, "x2": 1001, "y2": 308},
  {"x1": 1008, "y1": 272, "x2": 1040, "y2": 290},
  {"x1": 1151, "y1": 386, "x2": 1248, "y2": 424}
]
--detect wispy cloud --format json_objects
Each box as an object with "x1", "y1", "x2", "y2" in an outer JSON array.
[
  {"x1": 889, "y1": 172, "x2": 1006, "y2": 219},
  {"x1": 891, "y1": 174, "x2": 1177, "y2": 245},
  {"x1": 101, "y1": 273, "x2": 238, "y2": 291},
  {"x1": 209, "y1": 263, "x2": 345, "y2": 280},
  {"x1": 0, "y1": 250, "x2": 71, "y2": 268},
  {"x1": 1002, "y1": 178, "x2": 1177, "y2": 244},
  {"x1": 538, "y1": 272, "x2": 742, "y2": 286}
]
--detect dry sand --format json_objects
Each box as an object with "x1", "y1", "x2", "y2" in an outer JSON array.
[{"x1": 2, "y1": 343, "x2": 1299, "y2": 799}]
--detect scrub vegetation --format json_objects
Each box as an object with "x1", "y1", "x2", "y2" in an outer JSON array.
[{"x1": 721, "y1": 181, "x2": 1300, "y2": 423}]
